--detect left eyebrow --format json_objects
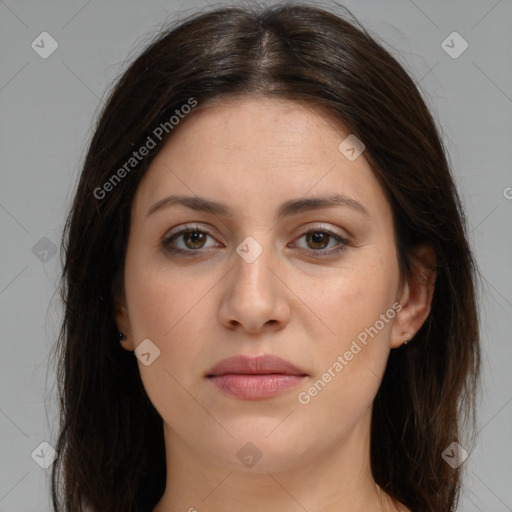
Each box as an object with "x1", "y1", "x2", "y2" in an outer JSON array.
[{"x1": 146, "y1": 193, "x2": 370, "y2": 219}]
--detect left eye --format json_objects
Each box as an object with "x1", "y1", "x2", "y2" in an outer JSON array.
[
  {"x1": 163, "y1": 229, "x2": 216, "y2": 251},
  {"x1": 162, "y1": 227, "x2": 348, "y2": 256},
  {"x1": 293, "y1": 230, "x2": 348, "y2": 253}
]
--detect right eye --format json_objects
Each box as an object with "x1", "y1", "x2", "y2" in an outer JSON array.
[{"x1": 161, "y1": 225, "x2": 220, "y2": 256}]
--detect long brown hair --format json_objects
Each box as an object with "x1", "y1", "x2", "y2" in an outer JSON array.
[{"x1": 50, "y1": 3, "x2": 480, "y2": 511}]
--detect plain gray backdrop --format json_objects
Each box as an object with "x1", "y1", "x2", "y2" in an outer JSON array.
[{"x1": 1, "y1": 0, "x2": 511, "y2": 510}]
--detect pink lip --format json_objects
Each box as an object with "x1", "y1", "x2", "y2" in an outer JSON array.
[{"x1": 207, "y1": 355, "x2": 308, "y2": 400}]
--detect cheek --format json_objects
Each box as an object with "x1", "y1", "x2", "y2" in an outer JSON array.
[
  {"x1": 125, "y1": 244, "x2": 211, "y2": 339},
  {"x1": 124, "y1": 264, "x2": 214, "y2": 418},
  {"x1": 300, "y1": 247, "x2": 399, "y2": 403},
  {"x1": 123, "y1": 246, "x2": 226, "y2": 378},
  {"x1": 296, "y1": 313, "x2": 395, "y2": 440},
  {"x1": 308, "y1": 249, "x2": 400, "y2": 351},
  {"x1": 127, "y1": 277, "x2": 206, "y2": 362}
]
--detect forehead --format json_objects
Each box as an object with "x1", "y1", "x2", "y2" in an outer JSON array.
[{"x1": 132, "y1": 96, "x2": 390, "y2": 222}]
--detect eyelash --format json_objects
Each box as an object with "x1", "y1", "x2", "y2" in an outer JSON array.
[{"x1": 161, "y1": 224, "x2": 350, "y2": 258}]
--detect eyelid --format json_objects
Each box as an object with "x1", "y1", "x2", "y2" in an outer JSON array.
[
  {"x1": 161, "y1": 222, "x2": 351, "y2": 256},
  {"x1": 162, "y1": 223, "x2": 221, "y2": 252},
  {"x1": 289, "y1": 224, "x2": 350, "y2": 255},
  {"x1": 163, "y1": 222, "x2": 216, "y2": 239},
  {"x1": 163, "y1": 222, "x2": 349, "y2": 241},
  {"x1": 293, "y1": 222, "x2": 349, "y2": 239}
]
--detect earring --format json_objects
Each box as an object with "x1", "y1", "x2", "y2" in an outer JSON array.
[{"x1": 119, "y1": 332, "x2": 127, "y2": 341}]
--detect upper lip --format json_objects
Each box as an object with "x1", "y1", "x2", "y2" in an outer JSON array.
[{"x1": 207, "y1": 354, "x2": 308, "y2": 377}]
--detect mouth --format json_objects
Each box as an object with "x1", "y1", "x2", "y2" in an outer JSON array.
[{"x1": 206, "y1": 354, "x2": 308, "y2": 400}]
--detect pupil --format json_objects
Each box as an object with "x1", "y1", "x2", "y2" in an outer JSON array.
[
  {"x1": 188, "y1": 231, "x2": 204, "y2": 247},
  {"x1": 309, "y1": 232, "x2": 327, "y2": 249}
]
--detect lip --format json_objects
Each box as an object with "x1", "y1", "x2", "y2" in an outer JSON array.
[{"x1": 206, "y1": 354, "x2": 308, "y2": 400}]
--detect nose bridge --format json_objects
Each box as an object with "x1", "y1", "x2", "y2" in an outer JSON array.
[
  {"x1": 233, "y1": 234, "x2": 276, "y2": 301},
  {"x1": 219, "y1": 231, "x2": 289, "y2": 332}
]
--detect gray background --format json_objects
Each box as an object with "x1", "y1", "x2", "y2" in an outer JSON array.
[{"x1": 1, "y1": 0, "x2": 511, "y2": 510}]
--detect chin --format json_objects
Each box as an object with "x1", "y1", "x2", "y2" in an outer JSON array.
[{"x1": 200, "y1": 424, "x2": 314, "y2": 474}]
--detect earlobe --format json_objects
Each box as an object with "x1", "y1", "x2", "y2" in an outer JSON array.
[
  {"x1": 114, "y1": 300, "x2": 135, "y2": 351},
  {"x1": 391, "y1": 244, "x2": 436, "y2": 349}
]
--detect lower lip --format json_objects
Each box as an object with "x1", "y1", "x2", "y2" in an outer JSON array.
[{"x1": 208, "y1": 374, "x2": 307, "y2": 400}]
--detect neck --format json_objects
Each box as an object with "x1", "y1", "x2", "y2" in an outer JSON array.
[{"x1": 153, "y1": 409, "x2": 405, "y2": 512}]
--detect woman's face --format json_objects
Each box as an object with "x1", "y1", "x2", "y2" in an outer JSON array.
[{"x1": 116, "y1": 96, "x2": 418, "y2": 473}]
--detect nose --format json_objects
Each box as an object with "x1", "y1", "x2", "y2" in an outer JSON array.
[{"x1": 217, "y1": 238, "x2": 291, "y2": 334}]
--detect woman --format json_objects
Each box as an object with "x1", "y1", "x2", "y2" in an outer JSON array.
[{"x1": 50, "y1": 3, "x2": 480, "y2": 511}]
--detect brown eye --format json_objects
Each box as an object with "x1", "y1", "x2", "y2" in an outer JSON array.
[
  {"x1": 181, "y1": 231, "x2": 207, "y2": 249},
  {"x1": 162, "y1": 226, "x2": 349, "y2": 258},
  {"x1": 292, "y1": 229, "x2": 349, "y2": 257},
  {"x1": 162, "y1": 226, "x2": 217, "y2": 255},
  {"x1": 305, "y1": 232, "x2": 330, "y2": 250}
]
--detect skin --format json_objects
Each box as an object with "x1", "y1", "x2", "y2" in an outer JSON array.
[{"x1": 115, "y1": 96, "x2": 435, "y2": 512}]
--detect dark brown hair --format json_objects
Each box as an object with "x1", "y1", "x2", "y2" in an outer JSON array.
[{"x1": 50, "y1": 2, "x2": 480, "y2": 511}]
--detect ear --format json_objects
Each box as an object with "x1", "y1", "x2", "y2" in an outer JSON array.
[
  {"x1": 114, "y1": 295, "x2": 135, "y2": 351},
  {"x1": 391, "y1": 244, "x2": 436, "y2": 349}
]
